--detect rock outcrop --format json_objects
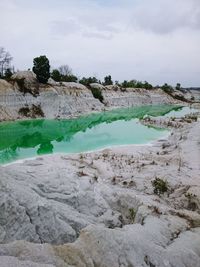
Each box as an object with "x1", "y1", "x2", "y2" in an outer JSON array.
[
  {"x1": 0, "y1": 73, "x2": 104, "y2": 121},
  {"x1": 0, "y1": 71, "x2": 200, "y2": 266},
  {"x1": 0, "y1": 117, "x2": 200, "y2": 266},
  {"x1": 1, "y1": 71, "x2": 199, "y2": 122}
]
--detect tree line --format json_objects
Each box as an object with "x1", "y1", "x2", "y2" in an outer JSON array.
[{"x1": 0, "y1": 47, "x2": 182, "y2": 90}]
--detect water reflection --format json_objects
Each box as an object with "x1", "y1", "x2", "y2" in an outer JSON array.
[{"x1": 0, "y1": 105, "x2": 193, "y2": 163}]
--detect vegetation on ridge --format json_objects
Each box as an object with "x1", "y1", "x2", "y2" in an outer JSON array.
[
  {"x1": 32, "y1": 55, "x2": 50, "y2": 84},
  {"x1": 0, "y1": 46, "x2": 194, "y2": 101}
]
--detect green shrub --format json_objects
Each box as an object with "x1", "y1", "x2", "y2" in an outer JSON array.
[
  {"x1": 152, "y1": 178, "x2": 168, "y2": 195},
  {"x1": 90, "y1": 87, "x2": 104, "y2": 103},
  {"x1": 161, "y1": 83, "x2": 174, "y2": 94},
  {"x1": 129, "y1": 208, "x2": 136, "y2": 223},
  {"x1": 79, "y1": 77, "x2": 98, "y2": 86},
  {"x1": 51, "y1": 69, "x2": 61, "y2": 82}
]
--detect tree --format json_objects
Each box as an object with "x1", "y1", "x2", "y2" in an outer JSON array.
[
  {"x1": 143, "y1": 81, "x2": 153, "y2": 90},
  {"x1": 32, "y1": 55, "x2": 50, "y2": 84},
  {"x1": 135, "y1": 81, "x2": 143, "y2": 88},
  {"x1": 52, "y1": 65, "x2": 78, "y2": 82},
  {"x1": 0, "y1": 47, "x2": 13, "y2": 77},
  {"x1": 58, "y1": 65, "x2": 72, "y2": 76},
  {"x1": 63, "y1": 74, "x2": 78, "y2": 82},
  {"x1": 4, "y1": 68, "x2": 13, "y2": 79},
  {"x1": 121, "y1": 80, "x2": 128, "y2": 88},
  {"x1": 161, "y1": 83, "x2": 173, "y2": 94},
  {"x1": 51, "y1": 69, "x2": 61, "y2": 82},
  {"x1": 176, "y1": 83, "x2": 181, "y2": 90},
  {"x1": 104, "y1": 75, "x2": 113, "y2": 86}
]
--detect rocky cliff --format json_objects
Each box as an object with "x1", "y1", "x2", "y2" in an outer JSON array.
[
  {"x1": 1, "y1": 71, "x2": 197, "y2": 122},
  {"x1": 0, "y1": 72, "x2": 200, "y2": 267}
]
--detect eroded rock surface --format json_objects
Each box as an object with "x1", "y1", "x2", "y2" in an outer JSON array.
[
  {"x1": 0, "y1": 116, "x2": 200, "y2": 266},
  {"x1": 1, "y1": 71, "x2": 200, "y2": 122}
]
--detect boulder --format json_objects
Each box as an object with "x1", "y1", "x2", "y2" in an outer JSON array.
[
  {"x1": 90, "y1": 83, "x2": 105, "y2": 90},
  {"x1": 11, "y1": 71, "x2": 39, "y2": 96}
]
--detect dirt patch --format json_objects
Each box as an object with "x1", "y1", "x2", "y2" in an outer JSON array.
[{"x1": 18, "y1": 104, "x2": 44, "y2": 118}]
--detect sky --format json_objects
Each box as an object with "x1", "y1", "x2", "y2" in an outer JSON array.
[{"x1": 0, "y1": 0, "x2": 200, "y2": 87}]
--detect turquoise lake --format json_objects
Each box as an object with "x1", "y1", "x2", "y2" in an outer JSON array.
[{"x1": 0, "y1": 105, "x2": 196, "y2": 164}]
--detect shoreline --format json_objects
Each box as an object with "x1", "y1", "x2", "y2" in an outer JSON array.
[
  {"x1": 0, "y1": 106, "x2": 200, "y2": 267},
  {"x1": 1, "y1": 123, "x2": 171, "y2": 167},
  {"x1": 0, "y1": 103, "x2": 185, "y2": 123}
]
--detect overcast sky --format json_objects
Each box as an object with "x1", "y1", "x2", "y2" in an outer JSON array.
[{"x1": 1, "y1": 0, "x2": 200, "y2": 86}]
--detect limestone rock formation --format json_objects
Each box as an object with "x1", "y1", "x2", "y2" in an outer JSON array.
[
  {"x1": 0, "y1": 118, "x2": 199, "y2": 266},
  {"x1": 11, "y1": 71, "x2": 39, "y2": 96}
]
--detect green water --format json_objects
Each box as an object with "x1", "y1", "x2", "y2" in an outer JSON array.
[{"x1": 0, "y1": 105, "x2": 196, "y2": 164}]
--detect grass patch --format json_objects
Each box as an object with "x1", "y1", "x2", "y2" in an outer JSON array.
[
  {"x1": 128, "y1": 208, "x2": 136, "y2": 223},
  {"x1": 152, "y1": 177, "x2": 168, "y2": 195}
]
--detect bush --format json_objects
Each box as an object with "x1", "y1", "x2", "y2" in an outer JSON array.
[
  {"x1": 128, "y1": 208, "x2": 136, "y2": 223},
  {"x1": 62, "y1": 74, "x2": 78, "y2": 82},
  {"x1": 173, "y1": 94, "x2": 189, "y2": 103},
  {"x1": 161, "y1": 83, "x2": 174, "y2": 94},
  {"x1": 33, "y1": 55, "x2": 50, "y2": 84},
  {"x1": 121, "y1": 79, "x2": 153, "y2": 89},
  {"x1": 90, "y1": 87, "x2": 104, "y2": 103},
  {"x1": 51, "y1": 69, "x2": 61, "y2": 82},
  {"x1": 79, "y1": 77, "x2": 98, "y2": 86},
  {"x1": 152, "y1": 178, "x2": 168, "y2": 195},
  {"x1": 51, "y1": 68, "x2": 78, "y2": 83},
  {"x1": 104, "y1": 75, "x2": 113, "y2": 86}
]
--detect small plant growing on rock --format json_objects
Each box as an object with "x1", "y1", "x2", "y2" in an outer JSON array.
[
  {"x1": 128, "y1": 208, "x2": 136, "y2": 223},
  {"x1": 152, "y1": 178, "x2": 168, "y2": 195}
]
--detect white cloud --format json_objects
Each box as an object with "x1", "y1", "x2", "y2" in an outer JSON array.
[
  {"x1": 0, "y1": 0, "x2": 199, "y2": 86},
  {"x1": 130, "y1": 0, "x2": 200, "y2": 34}
]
